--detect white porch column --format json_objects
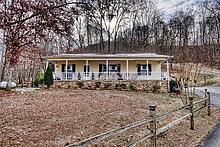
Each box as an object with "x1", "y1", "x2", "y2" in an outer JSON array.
[
  {"x1": 54, "y1": 61, "x2": 57, "y2": 80},
  {"x1": 106, "y1": 60, "x2": 108, "y2": 80},
  {"x1": 167, "y1": 59, "x2": 170, "y2": 92},
  {"x1": 46, "y1": 60, "x2": 49, "y2": 69},
  {"x1": 126, "y1": 60, "x2": 129, "y2": 80},
  {"x1": 65, "y1": 60, "x2": 68, "y2": 80},
  {"x1": 147, "y1": 60, "x2": 149, "y2": 80},
  {"x1": 86, "y1": 60, "x2": 88, "y2": 80}
]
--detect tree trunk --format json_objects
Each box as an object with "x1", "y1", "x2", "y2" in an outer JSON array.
[
  {"x1": 2, "y1": 50, "x2": 15, "y2": 90},
  {"x1": 3, "y1": 61, "x2": 13, "y2": 90}
]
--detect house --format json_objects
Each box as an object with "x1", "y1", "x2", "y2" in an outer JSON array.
[{"x1": 46, "y1": 53, "x2": 171, "y2": 84}]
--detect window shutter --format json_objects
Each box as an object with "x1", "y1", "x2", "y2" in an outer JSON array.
[
  {"x1": 117, "y1": 64, "x2": 121, "y2": 72},
  {"x1": 84, "y1": 65, "x2": 90, "y2": 72},
  {"x1": 62, "y1": 64, "x2": 65, "y2": 72},
  {"x1": 99, "y1": 64, "x2": 102, "y2": 72},
  {"x1": 103, "y1": 64, "x2": 106, "y2": 72},
  {"x1": 84, "y1": 65, "x2": 86, "y2": 72},
  {"x1": 72, "y1": 64, "x2": 76, "y2": 72},
  {"x1": 88, "y1": 65, "x2": 90, "y2": 72},
  {"x1": 148, "y1": 64, "x2": 152, "y2": 72},
  {"x1": 137, "y1": 64, "x2": 141, "y2": 75}
]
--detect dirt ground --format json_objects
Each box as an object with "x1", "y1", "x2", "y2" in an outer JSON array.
[{"x1": 1, "y1": 89, "x2": 220, "y2": 147}]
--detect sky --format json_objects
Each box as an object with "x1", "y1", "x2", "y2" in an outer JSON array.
[
  {"x1": 156, "y1": 0, "x2": 197, "y2": 15},
  {"x1": 154, "y1": 0, "x2": 201, "y2": 21}
]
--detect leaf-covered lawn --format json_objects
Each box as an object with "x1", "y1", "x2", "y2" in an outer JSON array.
[{"x1": 0, "y1": 89, "x2": 219, "y2": 146}]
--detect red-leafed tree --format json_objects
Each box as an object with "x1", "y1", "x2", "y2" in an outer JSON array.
[{"x1": 0, "y1": 0, "x2": 81, "y2": 89}]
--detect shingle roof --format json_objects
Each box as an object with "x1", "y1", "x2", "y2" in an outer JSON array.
[{"x1": 47, "y1": 53, "x2": 172, "y2": 60}]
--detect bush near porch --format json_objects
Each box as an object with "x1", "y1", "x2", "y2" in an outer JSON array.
[{"x1": 52, "y1": 80, "x2": 168, "y2": 93}]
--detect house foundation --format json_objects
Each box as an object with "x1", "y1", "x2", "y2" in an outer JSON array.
[{"x1": 52, "y1": 80, "x2": 168, "y2": 93}]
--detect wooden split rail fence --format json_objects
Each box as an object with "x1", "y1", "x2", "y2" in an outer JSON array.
[{"x1": 66, "y1": 89, "x2": 211, "y2": 147}]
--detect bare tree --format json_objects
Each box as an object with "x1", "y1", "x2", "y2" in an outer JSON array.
[{"x1": 0, "y1": 0, "x2": 79, "y2": 88}]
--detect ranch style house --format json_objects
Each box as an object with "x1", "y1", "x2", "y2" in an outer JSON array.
[{"x1": 46, "y1": 53, "x2": 171, "y2": 84}]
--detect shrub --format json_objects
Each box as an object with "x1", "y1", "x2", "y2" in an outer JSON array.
[
  {"x1": 152, "y1": 84, "x2": 160, "y2": 93},
  {"x1": 121, "y1": 83, "x2": 127, "y2": 89},
  {"x1": 76, "y1": 81, "x2": 84, "y2": 88},
  {"x1": 104, "y1": 82, "x2": 112, "y2": 89},
  {"x1": 34, "y1": 70, "x2": 44, "y2": 87},
  {"x1": 44, "y1": 65, "x2": 54, "y2": 87},
  {"x1": 129, "y1": 83, "x2": 136, "y2": 91},
  {"x1": 169, "y1": 80, "x2": 180, "y2": 93},
  {"x1": 115, "y1": 83, "x2": 126, "y2": 90},
  {"x1": 95, "y1": 81, "x2": 101, "y2": 88}
]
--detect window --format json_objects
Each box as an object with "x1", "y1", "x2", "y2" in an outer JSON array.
[
  {"x1": 61, "y1": 64, "x2": 76, "y2": 72},
  {"x1": 67, "y1": 65, "x2": 72, "y2": 72},
  {"x1": 102, "y1": 64, "x2": 107, "y2": 72},
  {"x1": 61, "y1": 64, "x2": 76, "y2": 79},
  {"x1": 84, "y1": 65, "x2": 90, "y2": 73},
  {"x1": 109, "y1": 64, "x2": 118, "y2": 72},
  {"x1": 137, "y1": 64, "x2": 152, "y2": 75},
  {"x1": 141, "y1": 65, "x2": 147, "y2": 71},
  {"x1": 99, "y1": 64, "x2": 120, "y2": 73}
]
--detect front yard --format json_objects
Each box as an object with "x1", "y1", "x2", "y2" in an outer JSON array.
[{"x1": 1, "y1": 89, "x2": 220, "y2": 146}]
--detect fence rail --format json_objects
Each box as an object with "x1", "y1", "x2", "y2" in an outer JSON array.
[
  {"x1": 66, "y1": 89, "x2": 211, "y2": 147},
  {"x1": 66, "y1": 118, "x2": 152, "y2": 147}
]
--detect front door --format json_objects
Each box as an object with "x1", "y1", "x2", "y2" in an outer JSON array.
[{"x1": 83, "y1": 64, "x2": 90, "y2": 79}]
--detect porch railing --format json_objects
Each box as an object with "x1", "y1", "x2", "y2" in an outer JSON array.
[{"x1": 54, "y1": 72, "x2": 168, "y2": 81}]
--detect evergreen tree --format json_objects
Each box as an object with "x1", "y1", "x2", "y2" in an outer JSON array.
[
  {"x1": 33, "y1": 70, "x2": 44, "y2": 87},
  {"x1": 44, "y1": 65, "x2": 54, "y2": 87}
]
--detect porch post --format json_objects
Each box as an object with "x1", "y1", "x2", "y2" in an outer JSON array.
[
  {"x1": 106, "y1": 60, "x2": 108, "y2": 80},
  {"x1": 54, "y1": 61, "x2": 57, "y2": 80},
  {"x1": 167, "y1": 59, "x2": 170, "y2": 92},
  {"x1": 46, "y1": 60, "x2": 49, "y2": 69},
  {"x1": 126, "y1": 60, "x2": 129, "y2": 80},
  {"x1": 86, "y1": 60, "x2": 88, "y2": 80},
  {"x1": 147, "y1": 60, "x2": 149, "y2": 80},
  {"x1": 65, "y1": 60, "x2": 68, "y2": 80}
]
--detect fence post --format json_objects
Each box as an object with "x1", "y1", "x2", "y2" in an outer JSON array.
[
  {"x1": 189, "y1": 97, "x2": 194, "y2": 130},
  {"x1": 149, "y1": 105, "x2": 156, "y2": 147},
  {"x1": 204, "y1": 89, "x2": 208, "y2": 106},
  {"x1": 207, "y1": 92, "x2": 211, "y2": 116},
  {"x1": 205, "y1": 89, "x2": 208, "y2": 98}
]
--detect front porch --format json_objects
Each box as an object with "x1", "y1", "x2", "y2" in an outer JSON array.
[
  {"x1": 58, "y1": 71, "x2": 168, "y2": 81},
  {"x1": 47, "y1": 59, "x2": 169, "y2": 81},
  {"x1": 47, "y1": 53, "x2": 171, "y2": 91}
]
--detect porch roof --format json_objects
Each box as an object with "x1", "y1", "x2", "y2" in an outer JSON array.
[{"x1": 47, "y1": 53, "x2": 172, "y2": 61}]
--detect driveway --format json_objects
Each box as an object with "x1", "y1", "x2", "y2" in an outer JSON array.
[
  {"x1": 196, "y1": 86, "x2": 220, "y2": 147},
  {"x1": 196, "y1": 86, "x2": 220, "y2": 107}
]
